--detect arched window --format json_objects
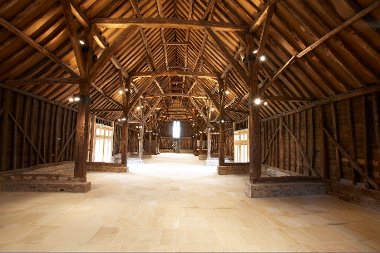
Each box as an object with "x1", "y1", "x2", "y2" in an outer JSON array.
[{"x1": 172, "y1": 121, "x2": 181, "y2": 138}]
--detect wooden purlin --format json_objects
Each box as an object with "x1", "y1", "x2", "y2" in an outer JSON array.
[{"x1": 0, "y1": 17, "x2": 78, "y2": 77}]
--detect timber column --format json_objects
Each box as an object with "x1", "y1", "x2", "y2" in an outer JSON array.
[
  {"x1": 207, "y1": 128, "x2": 212, "y2": 159},
  {"x1": 139, "y1": 125, "x2": 144, "y2": 160},
  {"x1": 120, "y1": 74, "x2": 130, "y2": 166},
  {"x1": 199, "y1": 130, "x2": 204, "y2": 155},
  {"x1": 120, "y1": 116, "x2": 129, "y2": 164},
  {"x1": 74, "y1": 81, "x2": 91, "y2": 179},
  {"x1": 218, "y1": 80, "x2": 226, "y2": 166},
  {"x1": 246, "y1": 33, "x2": 261, "y2": 182},
  {"x1": 245, "y1": 2, "x2": 274, "y2": 182}
]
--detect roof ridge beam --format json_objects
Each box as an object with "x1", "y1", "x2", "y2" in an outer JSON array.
[{"x1": 92, "y1": 17, "x2": 248, "y2": 31}]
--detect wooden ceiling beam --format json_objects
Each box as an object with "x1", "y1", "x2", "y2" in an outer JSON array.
[
  {"x1": 130, "y1": 71, "x2": 217, "y2": 78},
  {"x1": 144, "y1": 93, "x2": 207, "y2": 99},
  {"x1": 206, "y1": 27, "x2": 248, "y2": 83},
  {"x1": 90, "y1": 82, "x2": 124, "y2": 108},
  {"x1": 60, "y1": 0, "x2": 86, "y2": 77},
  {"x1": 194, "y1": 77, "x2": 233, "y2": 122},
  {"x1": 142, "y1": 98, "x2": 162, "y2": 122},
  {"x1": 162, "y1": 42, "x2": 190, "y2": 46},
  {"x1": 89, "y1": 26, "x2": 138, "y2": 80},
  {"x1": 259, "y1": 0, "x2": 380, "y2": 94},
  {"x1": 249, "y1": 0, "x2": 280, "y2": 33},
  {"x1": 0, "y1": 17, "x2": 78, "y2": 77},
  {"x1": 264, "y1": 95, "x2": 314, "y2": 102},
  {"x1": 92, "y1": 18, "x2": 247, "y2": 31},
  {"x1": 127, "y1": 76, "x2": 156, "y2": 111},
  {"x1": 5, "y1": 78, "x2": 80, "y2": 85}
]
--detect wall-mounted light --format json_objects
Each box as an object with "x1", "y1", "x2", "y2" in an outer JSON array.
[
  {"x1": 264, "y1": 101, "x2": 268, "y2": 106},
  {"x1": 79, "y1": 40, "x2": 85, "y2": 45},
  {"x1": 68, "y1": 94, "x2": 80, "y2": 102},
  {"x1": 253, "y1": 49, "x2": 258, "y2": 54},
  {"x1": 254, "y1": 97, "x2": 262, "y2": 105}
]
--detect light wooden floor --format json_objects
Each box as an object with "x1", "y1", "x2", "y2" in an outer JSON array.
[{"x1": 0, "y1": 153, "x2": 379, "y2": 252}]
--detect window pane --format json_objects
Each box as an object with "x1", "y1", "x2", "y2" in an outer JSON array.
[{"x1": 173, "y1": 121, "x2": 180, "y2": 138}]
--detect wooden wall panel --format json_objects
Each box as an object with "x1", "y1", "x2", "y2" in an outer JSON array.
[
  {"x1": 262, "y1": 92, "x2": 380, "y2": 190},
  {"x1": 0, "y1": 87, "x2": 77, "y2": 171}
]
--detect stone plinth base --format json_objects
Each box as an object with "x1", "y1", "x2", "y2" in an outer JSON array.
[
  {"x1": 0, "y1": 173, "x2": 91, "y2": 193},
  {"x1": 327, "y1": 180, "x2": 380, "y2": 210},
  {"x1": 246, "y1": 178, "x2": 326, "y2": 198},
  {"x1": 198, "y1": 154, "x2": 207, "y2": 160},
  {"x1": 218, "y1": 163, "x2": 249, "y2": 175},
  {"x1": 86, "y1": 162, "x2": 128, "y2": 173}
]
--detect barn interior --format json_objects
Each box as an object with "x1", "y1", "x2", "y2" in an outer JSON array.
[{"x1": 0, "y1": 0, "x2": 380, "y2": 252}]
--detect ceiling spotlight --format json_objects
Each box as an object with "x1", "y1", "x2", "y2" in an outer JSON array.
[
  {"x1": 264, "y1": 101, "x2": 268, "y2": 106},
  {"x1": 141, "y1": 105, "x2": 144, "y2": 108},
  {"x1": 74, "y1": 96, "x2": 80, "y2": 102},
  {"x1": 259, "y1": 55, "x2": 266, "y2": 62},
  {"x1": 121, "y1": 117, "x2": 127, "y2": 121},
  {"x1": 221, "y1": 119, "x2": 225, "y2": 123},
  {"x1": 253, "y1": 49, "x2": 258, "y2": 54},
  {"x1": 254, "y1": 97, "x2": 262, "y2": 105},
  {"x1": 136, "y1": 106, "x2": 140, "y2": 110},
  {"x1": 125, "y1": 88, "x2": 128, "y2": 92},
  {"x1": 119, "y1": 90, "x2": 123, "y2": 94},
  {"x1": 225, "y1": 90, "x2": 230, "y2": 95},
  {"x1": 79, "y1": 40, "x2": 85, "y2": 45},
  {"x1": 69, "y1": 97, "x2": 74, "y2": 102},
  {"x1": 211, "y1": 107, "x2": 215, "y2": 112}
]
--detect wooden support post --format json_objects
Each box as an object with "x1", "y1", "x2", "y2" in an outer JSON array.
[
  {"x1": 330, "y1": 103, "x2": 341, "y2": 180},
  {"x1": 74, "y1": 81, "x2": 90, "y2": 179},
  {"x1": 120, "y1": 119, "x2": 129, "y2": 164},
  {"x1": 218, "y1": 80, "x2": 226, "y2": 166},
  {"x1": 319, "y1": 106, "x2": 328, "y2": 179},
  {"x1": 148, "y1": 132, "x2": 152, "y2": 154},
  {"x1": 207, "y1": 100, "x2": 212, "y2": 159},
  {"x1": 88, "y1": 115, "x2": 96, "y2": 162},
  {"x1": 207, "y1": 128, "x2": 212, "y2": 159},
  {"x1": 139, "y1": 125, "x2": 144, "y2": 160},
  {"x1": 346, "y1": 99, "x2": 358, "y2": 184},
  {"x1": 1, "y1": 90, "x2": 11, "y2": 171},
  {"x1": 279, "y1": 117, "x2": 285, "y2": 170},
  {"x1": 219, "y1": 124, "x2": 225, "y2": 166},
  {"x1": 362, "y1": 96, "x2": 370, "y2": 187},
  {"x1": 200, "y1": 130, "x2": 204, "y2": 154},
  {"x1": 371, "y1": 94, "x2": 380, "y2": 179}
]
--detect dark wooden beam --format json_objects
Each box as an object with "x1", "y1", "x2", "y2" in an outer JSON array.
[
  {"x1": 206, "y1": 27, "x2": 248, "y2": 83},
  {"x1": 247, "y1": 4, "x2": 275, "y2": 182},
  {"x1": 127, "y1": 76, "x2": 156, "y2": 111},
  {"x1": 0, "y1": 17, "x2": 78, "y2": 77},
  {"x1": 162, "y1": 42, "x2": 191, "y2": 46},
  {"x1": 92, "y1": 17, "x2": 248, "y2": 31},
  {"x1": 5, "y1": 78, "x2": 80, "y2": 85},
  {"x1": 259, "y1": 1, "x2": 380, "y2": 94},
  {"x1": 264, "y1": 95, "x2": 314, "y2": 102},
  {"x1": 90, "y1": 26, "x2": 138, "y2": 80},
  {"x1": 249, "y1": 0, "x2": 280, "y2": 33},
  {"x1": 263, "y1": 84, "x2": 380, "y2": 121},
  {"x1": 60, "y1": 0, "x2": 86, "y2": 77},
  {"x1": 130, "y1": 71, "x2": 217, "y2": 78}
]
